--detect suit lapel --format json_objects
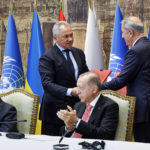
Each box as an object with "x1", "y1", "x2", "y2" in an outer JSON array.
[
  {"x1": 77, "y1": 95, "x2": 105, "y2": 123},
  {"x1": 54, "y1": 45, "x2": 76, "y2": 82},
  {"x1": 88, "y1": 95, "x2": 104, "y2": 123},
  {"x1": 76, "y1": 103, "x2": 86, "y2": 118}
]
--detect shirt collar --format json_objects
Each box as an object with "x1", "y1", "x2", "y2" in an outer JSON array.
[
  {"x1": 89, "y1": 93, "x2": 101, "y2": 108},
  {"x1": 56, "y1": 43, "x2": 64, "y2": 52},
  {"x1": 56, "y1": 43, "x2": 71, "y2": 52}
]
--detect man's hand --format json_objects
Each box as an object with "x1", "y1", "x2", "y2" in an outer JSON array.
[
  {"x1": 71, "y1": 87, "x2": 79, "y2": 97},
  {"x1": 57, "y1": 105, "x2": 79, "y2": 130}
]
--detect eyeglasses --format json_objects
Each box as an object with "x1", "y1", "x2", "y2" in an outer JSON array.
[{"x1": 78, "y1": 140, "x2": 105, "y2": 150}]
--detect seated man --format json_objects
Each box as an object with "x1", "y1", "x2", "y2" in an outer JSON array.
[
  {"x1": 0, "y1": 98, "x2": 18, "y2": 132},
  {"x1": 57, "y1": 72, "x2": 119, "y2": 140}
]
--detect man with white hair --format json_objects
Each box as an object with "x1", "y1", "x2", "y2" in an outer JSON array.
[
  {"x1": 39, "y1": 21, "x2": 88, "y2": 136},
  {"x1": 102, "y1": 16, "x2": 150, "y2": 143}
]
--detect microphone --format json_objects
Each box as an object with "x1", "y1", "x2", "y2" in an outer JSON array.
[
  {"x1": 59, "y1": 128, "x2": 76, "y2": 143},
  {"x1": 0, "y1": 120, "x2": 27, "y2": 139},
  {"x1": 53, "y1": 128, "x2": 75, "y2": 150},
  {"x1": 59, "y1": 130, "x2": 70, "y2": 144},
  {"x1": 0, "y1": 120, "x2": 27, "y2": 124},
  {"x1": 59, "y1": 128, "x2": 75, "y2": 144}
]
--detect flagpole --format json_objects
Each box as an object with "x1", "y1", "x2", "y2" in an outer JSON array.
[
  {"x1": 34, "y1": 0, "x2": 37, "y2": 11},
  {"x1": 9, "y1": 0, "x2": 14, "y2": 14},
  {"x1": 58, "y1": 0, "x2": 66, "y2": 21},
  {"x1": 88, "y1": 0, "x2": 93, "y2": 10},
  {"x1": 60, "y1": 0, "x2": 62, "y2": 10},
  {"x1": 117, "y1": 0, "x2": 120, "y2": 6}
]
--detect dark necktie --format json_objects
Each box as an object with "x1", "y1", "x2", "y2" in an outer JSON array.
[
  {"x1": 72, "y1": 104, "x2": 93, "y2": 138},
  {"x1": 63, "y1": 49, "x2": 75, "y2": 77}
]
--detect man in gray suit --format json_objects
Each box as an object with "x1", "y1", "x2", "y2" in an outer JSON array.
[
  {"x1": 101, "y1": 16, "x2": 150, "y2": 143},
  {"x1": 57, "y1": 72, "x2": 119, "y2": 140}
]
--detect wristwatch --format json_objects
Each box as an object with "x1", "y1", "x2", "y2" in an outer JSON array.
[{"x1": 73, "y1": 119, "x2": 79, "y2": 128}]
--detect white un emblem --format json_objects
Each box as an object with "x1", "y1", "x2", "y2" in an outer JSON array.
[
  {"x1": 0, "y1": 56, "x2": 24, "y2": 93},
  {"x1": 107, "y1": 53, "x2": 123, "y2": 81}
]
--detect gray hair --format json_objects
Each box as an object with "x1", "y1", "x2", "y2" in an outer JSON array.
[
  {"x1": 52, "y1": 21, "x2": 71, "y2": 35},
  {"x1": 79, "y1": 72, "x2": 101, "y2": 91},
  {"x1": 121, "y1": 17, "x2": 144, "y2": 34}
]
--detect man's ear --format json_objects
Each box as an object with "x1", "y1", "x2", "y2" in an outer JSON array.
[
  {"x1": 93, "y1": 85, "x2": 98, "y2": 94},
  {"x1": 53, "y1": 34, "x2": 57, "y2": 41},
  {"x1": 128, "y1": 29, "x2": 134, "y2": 37}
]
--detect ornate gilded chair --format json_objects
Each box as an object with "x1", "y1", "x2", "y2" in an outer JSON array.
[
  {"x1": 0, "y1": 88, "x2": 40, "y2": 134},
  {"x1": 101, "y1": 90, "x2": 136, "y2": 141}
]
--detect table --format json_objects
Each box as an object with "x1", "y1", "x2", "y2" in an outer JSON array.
[{"x1": 0, "y1": 132, "x2": 150, "y2": 150}]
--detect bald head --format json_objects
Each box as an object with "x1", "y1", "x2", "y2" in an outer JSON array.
[{"x1": 78, "y1": 72, "x2": 101, "y2": 91}]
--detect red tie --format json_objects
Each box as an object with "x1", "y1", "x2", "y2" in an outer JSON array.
[{"x1": 72, "y1": 104, "x2": 93, "y2": 138}]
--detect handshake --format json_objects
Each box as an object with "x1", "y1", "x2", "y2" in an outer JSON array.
[{"x1": 71, "y1": 87, "x2": 79, "y2": 97}]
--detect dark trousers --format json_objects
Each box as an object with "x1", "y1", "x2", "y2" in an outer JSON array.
[
  {"x1": 41, "y1": 121, "x2": 63, "y2": 136},
  {"x1": 133, "y1": 122, "x2": 150, "y2": 143}
]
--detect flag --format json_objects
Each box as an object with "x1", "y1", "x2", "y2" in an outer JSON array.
[
  {"x1": 107, "y1": 4, "x2": 128, "y2": 81},
  {"x1": 0, "y1": 12, "x2": 24, "y2": 93},
  {"x1": 84, "y1": 8, "x2": 105, "y2": 70},
  {"x1": 25, "y1": 10, "x2": 45, "y2": 134},
  {"x1": 148, "y1": 29, "x2": 150, "y2": 40},
  {"x1": 58, "y1": 9, "x2": 66, "y2": 21}
]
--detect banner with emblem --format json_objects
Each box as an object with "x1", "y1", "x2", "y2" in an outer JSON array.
[
  {"x1": 107, "y1": 4, "x2": 128, "y2": 81},
  {"x1": 0, "y1": 12, "x2": 24, "y2": 93}
]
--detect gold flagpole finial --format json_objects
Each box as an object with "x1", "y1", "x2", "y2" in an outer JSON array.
[
  {"x1": 61, "y1": 0, "x2": 64, "y2": 12},
  {"x1": 117, "y1": 0, "x2": 120, "y2": 6},
  {"x1": 9, "y1": 0, "x2": 14, "y2": 14},
  {"x1": 60, "y1": 0, "x2": 62, "y2": 9},
  {"x1": 33, "y1": 0, "x2": 37, "y2": 11},
  {"x1": 88, "y1": 0, "x2": 93, "y2": 10}
]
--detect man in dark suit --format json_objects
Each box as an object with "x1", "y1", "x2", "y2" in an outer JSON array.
[
  {"x1": 57, "y1": 72, "x2": 119, "y2": 140},
  {"x1": 101, "y1": 16, "x2": 150, "y2": 143},
  {"x1": 39, "y1": 21, "x2": 88, "y2": 136},
  {"x1": 0, "y1": 98, "x2": 17, "y2": 132}
]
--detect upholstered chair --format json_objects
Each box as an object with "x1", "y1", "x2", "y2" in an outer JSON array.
[
  {"x1": 101, "y1": 90, "x2": 136, "y2": 141},
  {"x1": 0, "y1": 88, "x2": 40, "y2": 134}
]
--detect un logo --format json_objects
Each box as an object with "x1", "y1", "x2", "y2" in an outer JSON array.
[
  {"x1": 0, "y1": 56, "x2": 24, "y2": 93},
  {"x1": 107, "y1": 53, "x2": 123, "y2": 81}
]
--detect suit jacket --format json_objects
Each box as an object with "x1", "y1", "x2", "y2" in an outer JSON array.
[
  {"x1": 102, "y1": 37, "x2": 150, "y2": 123},
  {"x1": 61, "y1": 95, "x2": 119, "y2": 140},
  {"x1": 39, "y1": 44, "x2": 88, "y2": 124},
  {"x1": 0, "y1": 98, "x2": 18, "y2": 132}
]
